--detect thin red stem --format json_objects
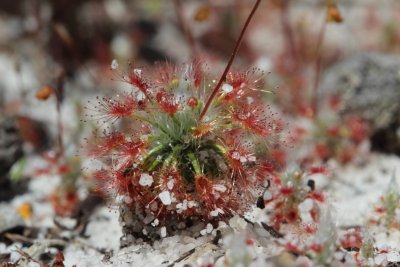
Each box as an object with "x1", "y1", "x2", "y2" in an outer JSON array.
[
  {"x1": 55, "y1": 71, "x2": 65, "y2": 158},
  {"x1": 56, "y1": 95, "x2": 64, "y2": 157},
  {"x1": 312, "y1": 19, "x2": 327, "y2": 117},
  {"x1": 280, "y1": 0, "x2": 298, "y2": 72},
  {"x1": 200, "y1": 0, "x2": 261, "y2": 120}
]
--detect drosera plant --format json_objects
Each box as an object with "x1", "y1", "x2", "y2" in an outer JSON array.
[
  {"x1": 88, "y1": 59, "x2": 283, "y2": 242},
  {"x1": 343, "y1": 227, "x2": 400, "y2": 266},
  {"x1": 258, "y1": 171, "x2": 400, "y2": 267},
  {"x1": 267, "y1": 1, "x2": 369, "y2": 168},
  {"x1": 317, "y1": 172, "x2": 400, "y2": 267},
  {"x1": 34, "y1": 151, "x2": 81, "y2": 217},
  {"x1": 308, "y1": 207, "x2": 338, "y2": 266},
  {"x1": 85, "y1": 0, "x2": 288, "y2": 242},
  {"x1": 14, "y1": 73, "x2": 84, "y2": 217},
  {"x1": 39, "y1": 74, "x2": 83, "y2": 217},
  {"x1": 218, "y1": 232, "x2": 256, "y2": 267},
  {"x1": 369, "y1": 172, "x2": 400, "y2": 228},
  {"x1": 278, "y1": 205, "x2": 341, "y2": 266},
  {"x1": 289, "y1": 102, "x2": 370, "y2": 167},
  {"x1": 307, "y1": 113, "x2": 369, "y2": 165},
  {"x1": 269, "y1": 1, "x2": 345, "y2": 117},
  {"x1": 260, "y1": 170, "x2": 326, "y2": 232}
]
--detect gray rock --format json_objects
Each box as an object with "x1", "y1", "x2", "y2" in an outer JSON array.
[
  {"x1": 0, "y1": 117, "x2": 23, "y2": 182},
  {"x1": 0, "y1": 117, "x2": 27, "y2": 201},
  {"x1": 320, "y1": 53, "x2": 400, "y2": 154}
]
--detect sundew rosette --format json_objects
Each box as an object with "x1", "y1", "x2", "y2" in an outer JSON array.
[{"x1": 86, "y1": 60, "x2": 283, "y2": 240}]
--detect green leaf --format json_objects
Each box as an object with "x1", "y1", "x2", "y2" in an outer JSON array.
[{"x1": 9, "y1": 157, "x2": 28, "y2": 182}]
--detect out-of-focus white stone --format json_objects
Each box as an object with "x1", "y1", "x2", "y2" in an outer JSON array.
[
  {"x1": 167, "y1": 179, "x2": 175, "y2": 190},
  {"x1": 111, "y1": 59, "x2": 119, "y2": 70},
  {"x1": 222, "y1": 83, "x2": 233, "y2": 93},
  {"x1": 160, "y1": 227, "x2": 167, "y2": 238},
  {"x1": 159, "y1": 191, "x2": 172, "y2": 205},
  {"x1": 139, "y1": 173, "x2": 153, "y2": 187},
  {"x1": 206, "y1": 223, "x2": 213, "y2": 234}
]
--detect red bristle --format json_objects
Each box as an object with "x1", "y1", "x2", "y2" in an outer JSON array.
[
  {"x1": 231, "y1": 106, "x2": 270, "y2": 136},
  {"x1": 86, "y1": 94, "x2": 138, "y2": 124},
  {"x1": 155, "y1": 90, "x2": 180, "y2": 116},
  {"x1": 87, "y1": 132, "x2": 125, "y2": 157}
]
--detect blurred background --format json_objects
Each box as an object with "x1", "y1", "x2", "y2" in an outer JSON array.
[
  {"x1": 0, "y1": 0, "x2": 399, "y2": 181},
  {"x1": 1, "y1": 0, "x2": 399, "y2": 199},
  {"x1": 0, "y1": 0, "x2": 400, "y2": 265},
  {"x1": 1, "y1": 0, "x2": 399, "y2": 118}
]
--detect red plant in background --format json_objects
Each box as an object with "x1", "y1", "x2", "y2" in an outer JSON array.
[
  {"x1": 369, "y1": 181, "x2": 400, "y2": 228},
  {"x1": 271, "y1": 2, "x2": 345, "y2": 117},
  {"x1": 32, "y1": 73, "x2": 82, "y2": 218},
  {"x1": 261, "y1": 171, "x2": 325, "y2": 230},
  {"x1": 34, "y1": 151, "x2": 81, "y2": 217},
  {"x1": 51, "y1": 190, "x2": 79, "y2": 217},
  {"x1": 340, "y1": 228, "x2": 363, "y2": 250},
  {"x1": 295, "y1": 111, "x2": 370, "y2": 166},
  {"x1": 345, "y1": 115, "x2": 369, "y2": 144}
]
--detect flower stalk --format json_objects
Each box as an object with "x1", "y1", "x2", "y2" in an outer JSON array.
[{"x1": 200, "y1": 0, "x2": 261, "y2": 120}]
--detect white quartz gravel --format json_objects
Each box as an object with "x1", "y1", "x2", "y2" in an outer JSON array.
[{"x1": 1, "y1": 153, "x2": 400, "y2": 266}]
